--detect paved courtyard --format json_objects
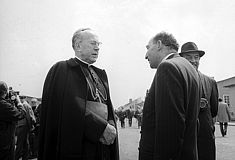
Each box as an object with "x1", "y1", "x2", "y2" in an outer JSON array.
[
  {"x1": 29, "y1": 120, "x2": 235, "y2": 160},
  {"x1": 118, "y1": 119, "x2": 235, "y2": 160}
]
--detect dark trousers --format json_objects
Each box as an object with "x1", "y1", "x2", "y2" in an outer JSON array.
[
  {"x1": 29, "y1": 131, "x2": 39, "y2": 158},
  {"x1": 137, "y1": 117, "x2": 142, "y2": 129},
  {"x1": 198, "y1": 137, "x2": 215, "y2": 160},
  {"x1": 219, "y1": 122, "x2": 228, "y2": 137},
  {"x1": 15, "y1": 125, "x2": 30, "y2": 160},
  {"x1": 0, "y1": 139, "x2": 15, "y2": 160},
  {"x1": 128, "y1": 118, "x2": 132, "y2": 127},
  {"x1": 120, "y1": 119, "x2": 125, "y2": 128}
]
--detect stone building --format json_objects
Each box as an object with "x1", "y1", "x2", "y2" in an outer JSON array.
[
  {"x1": 217, "y1": 76, "x2": 235, "y2": 120},
  {"x1": 118, "y1": 97, "x2": 144, "y2": 112}
]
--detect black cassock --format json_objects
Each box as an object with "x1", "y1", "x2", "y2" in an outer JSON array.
[{"x1": 38, "y1": 58, "x2": 119, "y2": 160}]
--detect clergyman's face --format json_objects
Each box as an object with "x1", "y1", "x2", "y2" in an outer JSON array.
[
  {"x1": 145, "y1": 39, "x2": 163, "y2": 69},
  {"x1": 181, "y1": 52, "x2": 200, "y2": 70},
  {"x1": 77, "y1": 31, "x2": 101, "y2": 64}
]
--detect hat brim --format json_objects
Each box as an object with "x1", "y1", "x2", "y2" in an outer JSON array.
[{"x1": 179, "y1": 50, "x2": 205, "y2": 57}]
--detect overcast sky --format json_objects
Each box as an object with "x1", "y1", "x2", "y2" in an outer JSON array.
[{"x1": 1, "y1": 0, "x2": 235, "y2": 108}]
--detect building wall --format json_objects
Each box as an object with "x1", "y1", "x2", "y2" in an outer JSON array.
[
  {"x1": 118, "y1": 97, "x2": 144, "y2": 111},
  {"x1": 217, "y1": 77, "x2": 235, "y2": 120}
]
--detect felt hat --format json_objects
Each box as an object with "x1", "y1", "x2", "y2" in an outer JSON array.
[{"x1": 179, "y1": 42, "x2": 205, "y2": 57}]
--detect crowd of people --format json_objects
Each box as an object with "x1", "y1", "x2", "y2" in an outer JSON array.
[
  {"x1": 0, "y1": 83, "x2": 41, "y2": 160},
  {"x1": 115, "y1": 107, "x2": 143, "y2": 129},
  {"x1": 0, "y1": 28, "x2": 233, "y2": 160}
]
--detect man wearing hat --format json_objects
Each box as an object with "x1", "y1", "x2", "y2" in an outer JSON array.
[
  {"x1": 179, "y1": 42, "x2": 218, "y2": 160},
  {"x1": 0, "y1": 81, "x2": 26, "y2": 160}
]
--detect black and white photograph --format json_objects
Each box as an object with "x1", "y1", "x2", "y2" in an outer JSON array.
[{"x1": 1, "y1": 0, "x2": 235, "y2": 160}]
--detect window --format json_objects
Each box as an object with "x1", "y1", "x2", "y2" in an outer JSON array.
[{"x1": 223, "y1": 95, "x2": 230, "y2": 106}]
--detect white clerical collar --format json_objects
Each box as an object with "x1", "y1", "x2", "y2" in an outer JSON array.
[{"x1": 75, "y1": 56, "x2": 91, "y2": 66}]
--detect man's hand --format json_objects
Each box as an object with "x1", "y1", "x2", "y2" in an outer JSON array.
[
  {"x1": 15, "y1": 95, "x2": 23, "y2": 107},
  {"x1": 100, "y1": 123, "x2": 117, "y2": 145}
]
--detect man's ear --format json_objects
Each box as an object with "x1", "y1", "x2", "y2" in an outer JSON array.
[
  {"x1": 75, "y1": 41, "x2": 80, "y2": 50},
  {"x1": 156, "y1": 40, "x2": 162, "y2": 50}
]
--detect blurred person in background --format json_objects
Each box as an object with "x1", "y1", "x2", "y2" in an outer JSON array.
[
  {"x1": 30, "y1": 98, "x2": 37, "y2": 113},
  {"x1": 29, "y1": 98, "x2": 39, "y2": 158},
  {"x1": 0, "y1": 81, "x2": 25, "y2": 160},
  {"x1": 126, "y1": 108, "x2": 134, "y2": 127},
  {"x1": 217, "y1": 98, "x2": 231, "y2": 137},
  {"x1": 15, "y1": 99, "x2": 35, "y2": 160},
  {"x1": 134, "y1": 106, "x2": 142, "y2": 129},
  {"x1": 116, "y1": 108, "x2": 126, "y2": 128}
]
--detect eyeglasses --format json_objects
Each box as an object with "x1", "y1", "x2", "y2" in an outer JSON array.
[{"x1": 90, "y1": 41, "x2": 102, "y2": 46}]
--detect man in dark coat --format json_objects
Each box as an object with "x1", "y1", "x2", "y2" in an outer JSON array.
[
  {"x1": 126, "y1": 109, "x2": 134, "y2": 127},
  {"x1": 180, "y1": 42, "x2": 218, "y2": 160},
  {"x1": 38, "y1": 28, "x2": 119, "y2": 160},
  {"x1": 0, "y1": 81, "x2": 26, "y2": 160},
  {"x1": 116, "y1": 108, "x2": 126, "y2": 128},
  {"x1": 134, "y1": 106, "x2": 142, "y2": 129},
  {"x1": 29, "y1": 98, "x2": 40, "y2": 159},
  {"x1": 139, "y1": 32, "x2": 201, "y2": 160}
]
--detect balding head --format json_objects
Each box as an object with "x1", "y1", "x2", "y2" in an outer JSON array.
[
  {"x1": 72, "y1": 28, "x2": 100, "y2": 64},
  {"x1": 72, "y1": 28, "x2": 92, "y2": 50},
  {"x1": 0, "y1": 81, "x2": 8, "y2": 97}
]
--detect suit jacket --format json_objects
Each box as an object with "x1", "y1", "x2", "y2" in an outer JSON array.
[
  {"x1": 38, "y1": 58, "x2": 119, "y2": 160},
  {"x1": 217, "y1": 102, "x2": 230, "y2": 122},
  {"x1": 139, "y1": 54, "x2": 200, "y2": 160},
  {"x1": 197, "y1": 72, "x2": 218, "y2": 160}
]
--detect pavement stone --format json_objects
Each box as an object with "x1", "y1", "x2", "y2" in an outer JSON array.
[
  {"x1": 118, "y1": 119, "x2": 235, "y2": 160},
  {"x1": 28, "y1": 119, "x2": 235, "y2": 160}
]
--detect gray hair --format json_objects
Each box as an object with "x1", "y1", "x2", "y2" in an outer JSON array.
[
  {"x1": 72, "y1": 28, "x2": 91, "y2": 50},
  {"x1": 153, "y1": 31, "x2": 179, "y2": 51}
]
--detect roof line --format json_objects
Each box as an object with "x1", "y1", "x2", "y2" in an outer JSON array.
[{"x1": 217, "y1": 76, "x2": 235, "y2": 83}]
